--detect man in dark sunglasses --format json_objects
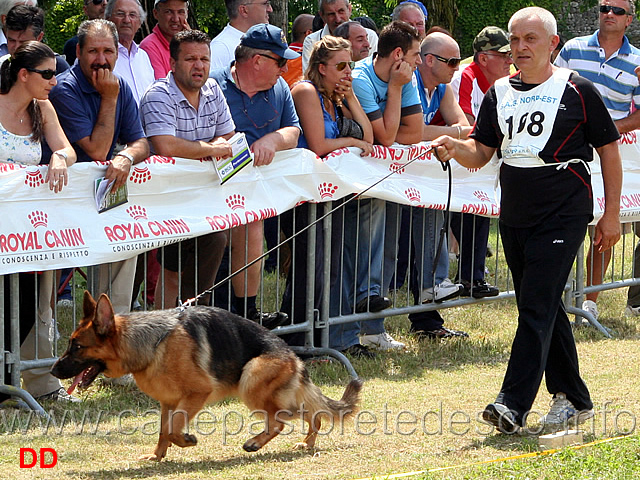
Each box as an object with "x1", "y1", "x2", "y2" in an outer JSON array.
[
  {"x1": 3, "y1": 5, "x2": 69, "y2": 75},
  {"x1": 555, "y1": 0, "x2": 640, "y2": 323}
]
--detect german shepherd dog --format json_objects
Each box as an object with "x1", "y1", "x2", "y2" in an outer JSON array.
[{"x1": 51, "y1": 291, "x2": 362, "y2": 461}]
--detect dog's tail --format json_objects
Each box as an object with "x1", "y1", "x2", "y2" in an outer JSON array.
[{"x1": 298, "y1": 369, "x2": 363, "y2": 421}]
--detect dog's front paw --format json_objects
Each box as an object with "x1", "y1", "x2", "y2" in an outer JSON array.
[
  {"x1": 242, "y1": 439, "x2": 263, "y2": 452},
  {"x1": 292, "y1": 442, "x2": 310, "y2": 451},
  {"x1": 169, "y1": 432, "x2": 197, "y2": 447},
  {"x1": 138, "y1": 453, "x2": 164, "y2": 461}
]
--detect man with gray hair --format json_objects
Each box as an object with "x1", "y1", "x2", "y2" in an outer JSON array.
[
  {"x1": 106, "y1": 0, "x2": 154, "y2": 104},
  {"x1": 209, "y1": 0, "x2": 272, "y2": 73},
  {"x1": 431, "y1": 6, "x2": 622, "y2": 434},
  {"x1": 47, "y1": 19, "x2": 149, "y2": 315},
  {"x1": 302, "y1": 0, "x2": 377, "y2": 71},
  {"x1": 333, "y1": 20, "x2": 370, "y2": 61},
  {"x1": 0, "y1": 0, "x2": 37, "y2": 56},
  {"x1": 392, "y1": 0, "x2": 427, "y2": 40}
]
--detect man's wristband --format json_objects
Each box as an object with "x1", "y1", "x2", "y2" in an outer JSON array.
[{"x1": 114, "y1": 151, "x2": 135, "y2": 165}]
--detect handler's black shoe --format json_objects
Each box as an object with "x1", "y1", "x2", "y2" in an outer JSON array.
[
  {"x1": 481, "y1": 403, "x2": 519, "y2": 434},
  {"x1": 248, "y1": 308, "x2": 289, "y2": 330}
]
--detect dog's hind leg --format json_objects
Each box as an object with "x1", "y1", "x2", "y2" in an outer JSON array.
[
  {"x1": 294, "y1": 414, "x2": 321, "y2": 450},
  {"x1": 242, "y1": 403, "x2": 286, "y2": 452},
  {"x1": 139, "y1": 403, "x2": 174, "y2": 461}
]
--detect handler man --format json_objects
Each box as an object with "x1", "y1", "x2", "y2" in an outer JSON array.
[{"x1": 431, "y1": 6, "x2": 622, "y2": 433}]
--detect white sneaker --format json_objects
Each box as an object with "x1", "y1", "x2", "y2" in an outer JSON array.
[
  {"x1": 421, "y1": 278, "x2": 463, "y2": 303},
  {"x1": 581, "y1": 300, "x2": 599, "y2": 323},
  {"x1": 625, "y1": 304, "x2": 640, "y2": 316},
  {"x1": 360, "y1": 332, "x2": 405, "y2": 350},
  {"x1": 539, "y1": 392, "x2": 594, "y2": 428}
]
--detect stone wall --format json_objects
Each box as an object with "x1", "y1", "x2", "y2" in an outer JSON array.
[{"x1": 560, "y1": 1, "x2": 640, "y2": 44}]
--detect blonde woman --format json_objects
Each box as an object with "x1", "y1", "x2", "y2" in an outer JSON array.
[{"x1": 292, "y1": 35, "x2": 373, "y2": 154}]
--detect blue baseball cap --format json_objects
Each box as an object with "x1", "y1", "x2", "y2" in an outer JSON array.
[{"x1": 240, "y1": 24, "x2": 299, "y2": 60}]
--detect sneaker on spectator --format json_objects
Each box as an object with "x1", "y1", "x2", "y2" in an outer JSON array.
[
  {"x1": 581, "y1": 300, "x2": 599, "y2": 323},
  {"x1": 539, "y1": 393, "x2": 594, "y2": 429},
  {"x1": 56, "y1": 298, "x2": 74, "y2": 309},
  {"x1": 247, "y1": 307, "x2": 289, "y2": 330},
  {"x1": 481, "y1": 402, "x2": 519, "y2": 434},
  {"x1": 36, "y1": 387, "x2": 80, "y2": 403},
  {"x1": 360, "y1": 332, "x2": 405, "y2": 350},
  {"x1": 625, "y1": 304, "x2": 640, "y2": 316},
  {"x1": 411, "y1": 326, "x2": 469, "y2": 340},
  {"x1": 470, "y1": 280, "x2": 499, "y2": 299},
  {"x1": 421, "y1": 278, "x2": 464, "y2": 303},
  {"x1": 342, "y1": 344, "x2": 376, "y2": 359}
]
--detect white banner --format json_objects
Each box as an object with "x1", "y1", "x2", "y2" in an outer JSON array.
[{"x1": 2, "y1": 134, "x2": 640, "y2": 275}]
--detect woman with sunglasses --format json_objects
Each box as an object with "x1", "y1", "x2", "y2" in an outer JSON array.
[
  {"x1": 0, "y1": 41, "x2": 78, "y2": 405},
  {"x1": 0, "y1": 41, "x2": 75, "y2": 191},
  {"x1": 280, "y1": 36, "x2": 379, "y2": 353},
  {"x1": 291, "y1": 35, "x2": 373, "y2": 155}
]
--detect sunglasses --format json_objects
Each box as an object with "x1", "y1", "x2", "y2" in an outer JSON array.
[
  {"x1": 329, "y1": 60, "x2": 355, "y2": 71},
  {"x1": 26, "y1": 67, "x2": 56, "y2": 80},
  {"x1": 86, "y1": 0, "x2": 105, "y2": 5},
  {"x1": 599, "y1": 4, "x2": 629, "y2": 15},
  {"x1": 425, "y1": 53, "x2": 461, "y2": 68},
  {"x1": 257, "y1": 53, "x2": 287, "y2": 68}
]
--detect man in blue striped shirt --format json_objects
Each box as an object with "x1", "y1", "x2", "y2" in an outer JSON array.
[
  {"x1": 554, "y1": 0, "x2": 640, "y2": 321},
  {"x1": 140, "y1": 29, "x2": 235, "y2": 309}
]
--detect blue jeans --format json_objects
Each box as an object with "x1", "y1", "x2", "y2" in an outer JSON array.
[
  {"x1": 329, "y1": 198, "x2": 385, "y2": 348},
  {"x1": 372, "y1": 203, "x2": 449, "y2": 332}
]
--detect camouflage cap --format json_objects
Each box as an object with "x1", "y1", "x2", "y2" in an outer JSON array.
[{"x1": 473, "y1": 26, "x2": 510, "y2": 53}]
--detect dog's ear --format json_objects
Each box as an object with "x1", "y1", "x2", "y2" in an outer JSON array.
[
  {"x1": 83, "y1": 290, "x2": 96, "y2": 318},
  {"x1": 93, "y1": 294, "x2": 116, "y2": 337}
]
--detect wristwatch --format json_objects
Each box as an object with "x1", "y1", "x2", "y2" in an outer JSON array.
[
  {"x1": 115, "y1": 151, "x2": 135, "y2": 165},
  {"x1": 53, "y1": 150, "x2": 68, "y2": 161}
]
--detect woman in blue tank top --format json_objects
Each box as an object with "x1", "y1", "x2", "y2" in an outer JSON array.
[{"x1": 291, "y1": 35, "x2": 373, "y2": 154}]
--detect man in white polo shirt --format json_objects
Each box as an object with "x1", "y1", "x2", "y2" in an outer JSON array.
[{"x1": 140, "y1": 29, "x2": 234, "y2": 309}]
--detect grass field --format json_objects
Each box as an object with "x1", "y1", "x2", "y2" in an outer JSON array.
[{"x1": 2, "y1": 276, "x2": 640, "y2": 479}]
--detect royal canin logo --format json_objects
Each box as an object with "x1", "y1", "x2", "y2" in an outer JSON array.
[
  {"x1": 126, "y1": 205, "x2": 148, "y2": 221},
  {"x1": 226, "y1": 194, "x2": 246, "y2": 211},
  {"x1": 28, "y1": 211, "x2": 48, "y2": 228},
  {"x1": 25, "y1": 169, "x2": 44, "y2": 188},
  {"x1": 405, "y1": 187, "x2": 421, "y2": 203},
  {"x1": 143, "y1": 155, "x2": 176, "y2": 165},
  {"x1": 130, "y1": 166, "x2": 151, "y2": 184},
  {"x1": 318, "y1": 182, "x2": 338, "y2": 199},
  {"x1": 473, "y1": 190, "x2": 491, "y2": 202},
  {"x1": 0, "y1": 213, "x2": 85, "y2": 254},
  {"x1": 389, "y1": 162, "x2": 406, "y2": 174}
]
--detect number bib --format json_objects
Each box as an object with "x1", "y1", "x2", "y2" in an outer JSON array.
[{"x1": 495, "y1": 68, "x2": 571, "y2": 167}]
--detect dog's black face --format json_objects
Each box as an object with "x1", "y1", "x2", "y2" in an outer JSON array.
[{"x1": 51, "y1": 339, "x2": 106, "y2": 388}]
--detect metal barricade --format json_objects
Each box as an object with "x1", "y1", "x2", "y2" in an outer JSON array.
[{"x1": 3, "y1": 200, "x2": 640, "y2": 413}]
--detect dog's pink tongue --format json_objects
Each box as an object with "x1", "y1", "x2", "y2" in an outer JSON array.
[{"x1": 67, "y1": 372, "x2": 84, "y2": 395}]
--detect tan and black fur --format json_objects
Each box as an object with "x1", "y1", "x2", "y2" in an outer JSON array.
[{"x1": 51, "y1": 291, "x2": 362, "y2": 461}]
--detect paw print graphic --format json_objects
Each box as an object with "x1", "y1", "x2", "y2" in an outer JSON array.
[
  {"x1": 226, "y1": 194, "x2": 246, "y2": 210},
  {"x1": 126, "y1": 205, "x2": 148, "y2": 221},
  {"x1": 473, "y1": 190, "x2": 491, "y2": 202},
  {"x1": 25, "y1": 169, "x2": 44, "y2": 188},
  {"x1": 130, "y1": 166, "x2": 151, "y2": 184},
  {"x1": 28, "y1": 211, "x2": 48, "y2": 229}
]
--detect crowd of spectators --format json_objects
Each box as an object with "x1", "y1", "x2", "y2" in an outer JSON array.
[{"x1": 0, "y1": 0, "x2": 635, "y2": 422}]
